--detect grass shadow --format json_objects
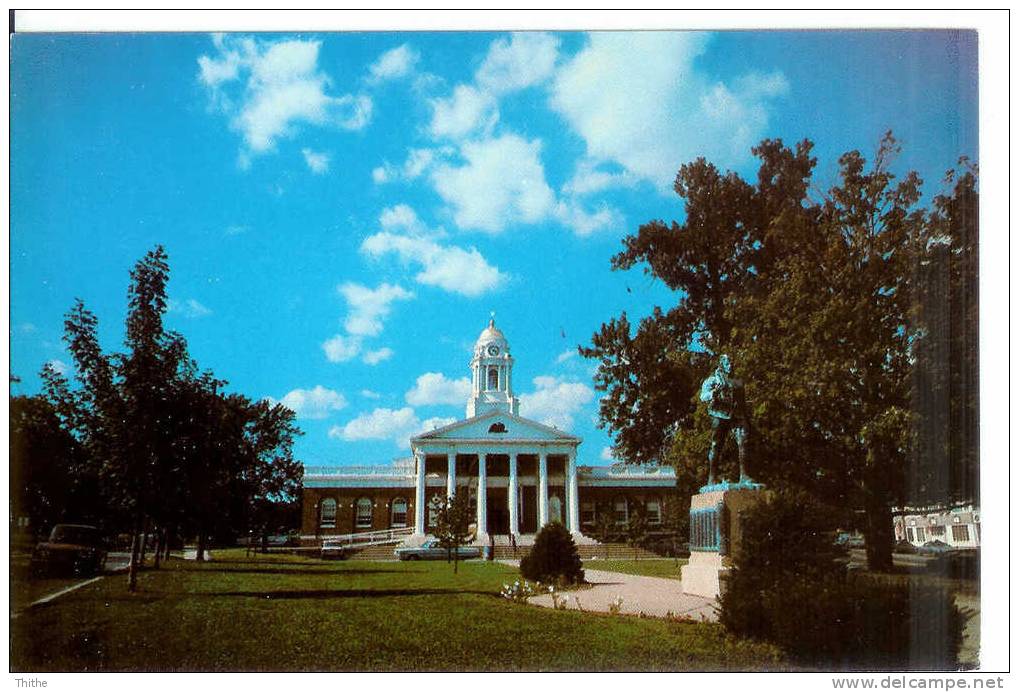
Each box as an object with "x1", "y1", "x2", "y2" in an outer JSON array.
[
  {"x1": 188, "y1": 587, "x2": 499, "y2": 601},
  {"x1": 170, "y1": 564, "x2": 417, "y2": 577}
]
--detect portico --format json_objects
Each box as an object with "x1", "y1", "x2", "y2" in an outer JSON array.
[
  {"x1": 410, "y1": 317, "x2": 584, "y2": 542},
  {"x1": 411, "y1": 411, "x2": 583, "y2": 540}
]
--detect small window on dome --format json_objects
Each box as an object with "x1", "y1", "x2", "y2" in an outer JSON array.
[
  {"x1": 487, "y1": 367, "x2": 499, "y2": 390},
  {"x1": 488, "y1": 422, "x2": 507, "y2": 433}
]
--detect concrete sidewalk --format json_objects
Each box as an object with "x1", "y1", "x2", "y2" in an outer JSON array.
[{"x1": 528, "y1": 568, "x2": 718, "y2": 621}]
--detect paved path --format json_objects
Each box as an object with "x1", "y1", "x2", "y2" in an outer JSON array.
[{"x1": 527, "y1": 568, "x2": 718, "y2": 621}]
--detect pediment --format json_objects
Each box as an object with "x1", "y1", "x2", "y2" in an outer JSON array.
[{"x1": 411, "y1": 410, "x2": 579, "y2": 443}]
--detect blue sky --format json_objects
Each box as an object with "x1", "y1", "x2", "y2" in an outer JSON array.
[{"x1": 10, "y1": 30, "x2": 978, "y2": 468}]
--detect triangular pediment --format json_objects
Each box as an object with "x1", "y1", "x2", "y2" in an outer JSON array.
[{"x1": 411, "y1": 409, "x2": 580, "y2": 443}]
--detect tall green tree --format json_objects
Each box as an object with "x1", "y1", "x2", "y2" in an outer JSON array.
[
  {"x1": 10, "y1": 393, "x2": 97, "y2": 532},
  {"x1": 430, "y1": 492, "x2": 472, "y2": 573},
  {"x1": 585, "y1": 135, "x2": 977, "y2": 571}
]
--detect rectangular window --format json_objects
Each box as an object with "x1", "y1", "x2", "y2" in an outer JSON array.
[
  {"x1": 930, "y1": 525, "x2": 945, "y2": 537},
  {"x1": 916, "y1": 527, "x2": 926, "y2": 542},
  {"x1": 580, "y1": 501, "x2": 595, "y2": 525},
  {"x1": 952, "y1": 525, "x2": 970, "y2": 542},
  {"x1": 646, "y1": 500, "x2": 662, "y2": 525},
  {"x1": 614, "y1": 499, "x2": 628, "y2": 525},
  {"x1": 906, "y1": 527, "x2": 914, "y2": 542}
]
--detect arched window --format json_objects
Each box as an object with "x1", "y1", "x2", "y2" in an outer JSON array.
[
  {"x1": 646, "y1": 497, "x2": 662, "y2": 525},
  {"x1": 487, "y1": 367, "x2": 499, "y2": 390},
  {"x1": 356, "y1": 497, "x2": 373, "y2": 529},
  {"x1": 549, "y1": 495, "x2": 563, "y2": 524},
  {"x1": 320, "y1": 498, "x2": 337, "y2": 528},
  {"x1": 391, "y1": 498, "x2": 408, "y2": 528},
  {"x1": 614, "y1": 496, "x2": 629, "y2": 525},
  {"x1": 488, "y1": 422, "x2": 507, "y2": 433}
]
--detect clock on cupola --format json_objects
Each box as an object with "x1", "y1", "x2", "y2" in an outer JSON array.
[{"x1": 466, "y1": 317, "x2": 520, "y2": 418}]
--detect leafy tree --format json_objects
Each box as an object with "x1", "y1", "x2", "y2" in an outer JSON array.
[
  {"x1": 41, "y1": 246, "x2": 303, "y2": 585},
  {"x1": 585, "y1": 135, "x2": 977, "y2": 571},
  {"x1": 10, "y1": 394, "x2": 97, "y2": 532},
  {"x1": 625, "y1": 504, "x2": 649, "y2": 560},
  {"x1": 430, "y1": 492, "x2": 472, "y2": 573},
  {"x1": 592, "y1": 501, "x2": 618, "y2": 544}
]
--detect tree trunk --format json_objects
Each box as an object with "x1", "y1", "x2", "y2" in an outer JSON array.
[
  {"x1": 153, "y1": 528, "x2": 163, "y2": 570},
  {"x1": 196, "y1": 529, "x2": 207, "y2": 562},
  {"x1": 863, "y1": 490, "x2": 895, "y2": 572},
  {"x1": 128, "y1": 519, "x2": 142, "y2": 592},
  {"x1": 139, "y1": 519, "x2": 149, "y2": 566}
]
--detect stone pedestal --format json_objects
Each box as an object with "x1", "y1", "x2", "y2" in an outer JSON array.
[{"x1": 681, "y1": 481, "x2": 767, "y2": 599}]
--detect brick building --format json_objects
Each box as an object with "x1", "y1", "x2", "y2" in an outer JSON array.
[{"x1": 301, "y1": 319, "x2": 677, "y2": 545}]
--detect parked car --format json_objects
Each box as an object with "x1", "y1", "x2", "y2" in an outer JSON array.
[
  {"x1": 394, "y1": 539, "x2": 482, "y2": 561},
  {"x1": 894, "y1": 539, "x2": 918, "y2": 554},
  {"x1": 320, "y1": 539, "x2": 350, "y2": 560},
  {"x1": 30, "y1": 524, "x2": 107, "y2": 577},
  {"x1": 917, "y1": 539, "x2": 953, "y2": 555},
  {"x1": 835, "y1": 532, "x2": 866, "y2": 549}
]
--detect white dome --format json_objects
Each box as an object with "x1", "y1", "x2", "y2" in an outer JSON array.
[{"x1": 475, "y1": 318, "x2": 509, "y2": 354}]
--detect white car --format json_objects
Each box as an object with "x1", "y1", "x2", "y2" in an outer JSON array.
[{"x1": 394, "y1": 539, "x2": 481, "y2": 561}]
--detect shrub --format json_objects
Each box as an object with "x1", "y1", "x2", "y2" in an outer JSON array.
[
  {"x1": 520, "y1": 522, "x2": 584, "y2": 585},
  {"x1": 719, "y1": 489, "x2": 962, "y2": 669}
]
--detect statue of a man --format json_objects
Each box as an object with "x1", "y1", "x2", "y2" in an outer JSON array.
[{"x1": 699, "y1": 354, "x2": 751, "y2": 486}]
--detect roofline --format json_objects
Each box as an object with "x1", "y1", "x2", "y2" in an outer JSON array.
[{"x1": 410, "y1": 408, "x2": 581, "y2": 443}]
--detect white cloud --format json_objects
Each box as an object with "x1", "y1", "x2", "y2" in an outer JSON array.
[
  {"x1": 330, "y1": 407, "x2": 456, "y2": 448},
  {"x1": 556, "y1": 349, "x2": 577, "y2": 364},
  {"x1": 550, "y1": 32, "x2": 788, "y2": 190},
  {"x1": 379, "y1": 203, "x2": 429, "y2": 234},
  {"x1": 362, "y1": 347, "x2": 394, "y2": 365},
  {"x1": 168, "y1": 298, "x2": 212, "y2": 318},
  {"x1": 405, "y1": 372, "x2": 472, "y2": 406},
  {"x1": 562, "y1": 158, "x2": 638, "y2": 197},
  {"x1": 301, "y1": 148, "x2": 330, "y2": 173},
  {"x1": 476, "y1": 32, "x2": 560, "y2": 94},
  {"x1": 339, "y1": 282, "x2": 414, "y2": 337},
  {"x1": 429, "y1": 84, "x2": 499, "y2": 140},
  {"x1": 368, "y1": 43, "x2": 419, "y2": 83},
  {"x1": 360, "y1": 389, "x2": 381, "y2": 399},
  {"x1": 600, "y1": 446, "x2": 615, "y2": 461},
  {"x1": 431, "y1": 134, "x2": 556, "y2": 233},
  {"x1": 518, "y1": 375, "x2": 594, "y2": 431},
  {"x1": 421, "y1": 416, "x2": 457, "y2": 433},
  {"x1": 280, "y1": 385, "x2": 348, "y2": 419},
  {"x1": 363, "y1": 206, "x2": 507, "y2": 296},
  {"x1": 322, "y1": 334, "x2": 362, "y2": 362},
  {"x1": 45, "y1": 359, "x2": 70, "y2": 376},
  {"x1": 554, "y1": 199, "x2": 623, "y2": 237},
  {"x1": 197, "y1": 35, "x2": 373, "y2": 159},
  {"x1": 371, "y1": 147, "x2": 452, "y2": 186}
]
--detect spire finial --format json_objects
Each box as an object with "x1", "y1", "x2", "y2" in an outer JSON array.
[{"x1": 489, "y1": 310, "x2": 495, "y2": 327}]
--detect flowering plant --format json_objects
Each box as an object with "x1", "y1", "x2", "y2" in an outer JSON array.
[{"x1": 500, "y1": 580, "x2": 537, "y2": 603}]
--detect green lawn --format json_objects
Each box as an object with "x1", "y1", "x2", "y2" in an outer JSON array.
[
  {"x1": 9, "y1": 556, "x2": 87, "y2": 613},
  {"x1": 583, "y1": 558, "x2": 687, "y2": 580},
  {"x1": 11, "y1": 550, "x2": 785, "y2": 672}
]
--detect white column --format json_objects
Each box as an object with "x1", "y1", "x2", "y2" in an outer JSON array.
[
  {"x1": 414, "y1": 452, "x2": 426, "y2": 536},
  {"x1": 476, "y1": 455, "x2": 488, "y2": 539},
  {"x1": 508, "y1": 454, "x2": 519, "y2": 536},
  {"x1": 447, "y1": 455, "x2": 456, "y2": 497},
  {"x1": 538, "y1": 452, "x2": 549, "y2": 528},
  {"x1": 567, "y1": 452, "x2": 580, "y2": 534}
]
